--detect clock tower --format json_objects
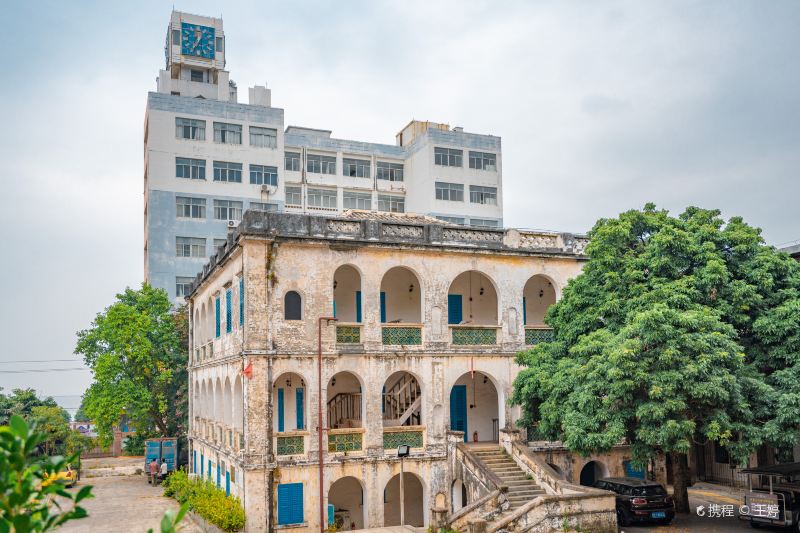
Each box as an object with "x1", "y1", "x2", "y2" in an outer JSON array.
[{"x1": 157, "y1": 11, "x2": 236, "y2": 102}]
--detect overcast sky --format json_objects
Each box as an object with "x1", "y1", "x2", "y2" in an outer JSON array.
[{"x1": 1, "y1": 1, "x2": 798, "y2": 409}]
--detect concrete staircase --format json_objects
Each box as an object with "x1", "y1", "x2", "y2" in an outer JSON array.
[{"x1": 473, "y1": 446, "x2": 546, "y2": 511}]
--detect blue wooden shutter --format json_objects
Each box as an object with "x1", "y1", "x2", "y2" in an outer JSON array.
[
  {"x1": 226, "y1": 289, "x2": 232, "y2": 333},
  {"x1": 332, "y1": 299, "x2": 337, "y2": 318},
  {"x1": 450, "y1": 384, "x2": 468, "y2": 441},
  {"x1": 239, "y1": 278, "x2": 244, "y2": 326},
  {"x1": 193, "y1": 451, "x2": 197, "y2": 474},
  {"x1": 215, "y1": 297, "x2": 221, "y2": 337},
  {"x1": 296, "y1": 388, "x2": 304, "y2": 430},
  {"x1": 356, "y1": 291, "x2": 362, "y2": 323},
  {"x1": 380, "y1": 292, "x2": 386, "y2": 323},
  {"x1": 277, "y1": 388, "x2": 285, "y2": 432},
  {"x1": 278, "y1": 483, "x2": 304, "y2": 525},
  {"x1": 225, "y1": 470, "x2": 230, "y2": 496},
  {"x1": 328, "y1": 503, "x2": 335, "y2": 525},
  {"x1": 207, "y1": 459, "x2": 211, "y2": 479},
  {"x1": 448, "y1": 294, "x2": 463, "y2": 324},
  {"x1": 216, "y1": 463, "x2": 220, "y2": 487},
  {"x1": 522, "y1": 296, "x2": 527, "y2": 325},
  {"x1": 200, "y1": 453, "x2": 204, "y2": 476}
]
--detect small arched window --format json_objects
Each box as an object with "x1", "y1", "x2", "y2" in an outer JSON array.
[{"x1": 284, "y1": 291, "x2": 302, "y2": 320}]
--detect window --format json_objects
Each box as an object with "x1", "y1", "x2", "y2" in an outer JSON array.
[
  {"x1": 469, "y1": 185, "x2": 498, "y2": 205},
  {"x1": 176, "y1": 158, "x2": 206, "y2": 180},
  {"x1": 215, "y1": 297, "x2": 221, "y2": 338},
  {"x1": 434, "y1": 147, "x2": 463, "y2": 167},
  {"x1": 190, "y1": 69, "x2": 203, "y2": 82},
  {"x1": 376, "y1": 161, "x2": 404, "y2": 181},
  {"x1": 277, "y1": 483, "x2": 304, "y2": 525},
  {"x1": 285, "y1": 186, "x2": 302, "y2": 207},
  {"x1": 343, "y1": 158, "x2": 370, "y2": 178},
  {"x1": 307, "y1": 154, "x2": 336, "y2": 174},
  {"x1": 172, "y1": 30, "x2": 180, "y2": 45},
  {"x1": 284, "y1": 152, "x2": 301, "y2": 172},
  {"x1": 216, "y1": 36, "x2": 224, "y2": 53},
  {"x1": 213, "y1": 122, "x2": 242, "y2": 144},
  {"x1": 175, "y1": 118, "x2": 206, "y2": 140},
  {"x1": 435, "y1": 182, "x2": 464, "y2": 202},
  {"x1": 249, "y1": 202, "x2": 277, "y2": 212},
  {"x1": 213, "y1": 200, "x2": 243, "y2": 221},
  {"x1": 438, "y1": 216, "x2": 465, "y2": 225},
  {"x1": 213, "y1": 161, "x2": 242, "y2": 183},
  {"x1": 469, "y1": 151, "x2": 497, "y2": 170},
  {"x1": 378, "y1": 195, "x2": 404, "y2": 213},
  {"x1": 176, "y1": 237, "x2": 206, "y2": 258},
  {"x1": 307, "y1": 188, "x2": 337, "y2": 209},
  {"x1": 225, "y1": 289, "x2": 232, "y2": 333},
  {"x1": 284, "y1": 292, "x2": 302, "y2": 320},
  {"x1": 176, "y1": 277, "x2": 194, "y2": 297},
  {"x1": 249, "y1": 165, "x2": 278, "y2": 186},
  {"x1": 470, "y1": 218, "x2": 499, "y2": 228},
  {"x1": 250, "y1": 126, "x2": 278, "y2": 148},
  {"x1": 176, "y1": 196, "x2": 206, "y2": 219},
  {"x1": 239, "y1": 278, "x2": 244, "y2": 326},
  {"x1": 213, "y1": 238, "x2": 227, "y2": 250},
  {"x1": 343, "y1": 191, "x2": 372, "y2": 210}
]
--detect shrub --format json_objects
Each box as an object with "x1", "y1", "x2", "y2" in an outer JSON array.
[{"x1": 162, "y1": 469, "x2": 245, "y2": 532}]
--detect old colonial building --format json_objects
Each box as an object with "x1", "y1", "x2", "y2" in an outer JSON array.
[{"x1": 186, "y1": 210, "x2": 625, "y2": 532}]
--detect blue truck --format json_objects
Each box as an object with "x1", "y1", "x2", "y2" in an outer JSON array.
[{"x1": 144, "y1": 438, "x2": 179, "y2": 480}]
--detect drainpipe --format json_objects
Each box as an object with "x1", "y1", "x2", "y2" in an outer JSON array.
[{"x1": 317, "y1": 316, "x2": 337, "y2": 532}]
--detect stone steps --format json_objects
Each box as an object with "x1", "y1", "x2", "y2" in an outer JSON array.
[{"x1": 470, "y1": 447, "x2": 544, "y2": 510}]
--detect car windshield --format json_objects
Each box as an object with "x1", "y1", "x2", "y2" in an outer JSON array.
[{"x1": 629, "y1": 485, "x2": 666, "y2": 496}]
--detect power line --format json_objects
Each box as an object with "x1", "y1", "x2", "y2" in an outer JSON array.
[
  {"x1": 0, "y1": 368, "x2": 89, "y2": 374},
  {"x1": 0, "y1": 359, "x2": 82, "y2": 364}
]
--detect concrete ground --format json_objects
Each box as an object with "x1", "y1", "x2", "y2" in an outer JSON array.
[
  {"x1": 58, "y1": 458, "x2": 200, "y2": 533},
  {"x1": 622, "y1": 482, "x2": 753, "y2": 532}
]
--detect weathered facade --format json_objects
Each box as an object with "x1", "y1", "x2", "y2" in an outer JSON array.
[{"x1": 186, "y1": 210, "x2": 619, "y2": 532}]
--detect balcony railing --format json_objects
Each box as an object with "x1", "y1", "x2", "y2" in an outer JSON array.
[
  {"x1": 450, "y1": 325, "x2": 498, "y2": 345},
  {"x1": 327, "y1": 428, "x2": 363, "y2": 453},
  {"x1": 382, "y1": 324, "x2": 422, "y2": 345},
  {"x1": 276, "y1": 433, "x2": 305, "y2": 456},
  {"x1": 525, "y1": 326, "x2": 554, "y2": 345},
  {"x1": 336, "y1": 324, "x2": 362, "y2": 344},
  {"x1": 383, "y1": 426, "x2": 425, "y2": 449}
]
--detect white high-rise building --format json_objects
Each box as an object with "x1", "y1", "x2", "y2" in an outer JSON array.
[{"x1": 144, "y1": 11, "x2": 504, "y2": 301}]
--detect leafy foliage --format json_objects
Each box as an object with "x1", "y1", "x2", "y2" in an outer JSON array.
[
  {"x1": 75, "y1": 284, "x2": 188, "y2": 445},
  {"x1": 0, "y1": 415, "x2": 93, "y2": 532},
  {"x1": 162, "y1": 469, "x2": 245, "y2": 532},
  {"x1": 0, "y1": 389, "x2": 68, "y2": 426},
  {"x1": 512, "y1": 205, "x2": 800, "y2": 509},
  {"x1": 147, "y1": 502, "x2": 189, "y2": 533}
]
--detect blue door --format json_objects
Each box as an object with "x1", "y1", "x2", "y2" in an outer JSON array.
[
  {"x1": 277, "y1": 483, "x2": 304, "y2": 525},
  {"x1": 522, "y1": 296, "x2": 527, "y2": 325},
  {"x1": 193, "y1": 451, "x2": 197, "y2": 474},
  {"x1": 296, "y1": 388, "x2": 304, "y2": 430},
  {"x1": 332, "y1": 299, "x2": 337, "y2": 318},
  {"x1": 216, "y1": 463, "x2": 220, "y2": 487},
  {"x1": 277, "y1": 388, "x2": 285, "y2": 432},
  {"x1": 448, "y1": 294, "x2": 463, "y2": 324},
  {"x1": 450, "y1": 384, "x2": 468, "y2": 441},
  {"x1": 225, "y1": 470, "x2": 230, "y2": 496},
  {"x1": 207, "y1": 459, "x2": 211, "y2": 480},
  {"x1": 200, "y1": 453, "x2": 204, "y2": 476},
  {"x1": 380, "y1": 292, "x2": 386, "y2": 323},
  {"x1": 356, "y1": 291, "x2": 362, "y2": 323}
]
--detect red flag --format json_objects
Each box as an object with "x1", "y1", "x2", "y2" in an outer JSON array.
[{"x1": 242, "y1": 361, "x2": 253, "y2": 379}]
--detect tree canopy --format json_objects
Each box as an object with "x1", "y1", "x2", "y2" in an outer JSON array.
[
  {"x1": 0, "y1": 389, "x2": 68, "y2": 426},
  {"x1": 75, "y1": 284, "x2": 188, "y2": 445},
  {"x1": 512, "y1": 205, "x2": 800, "y2": 511}
]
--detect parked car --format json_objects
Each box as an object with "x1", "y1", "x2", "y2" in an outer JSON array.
[
  {"x1": 43, "y1": 464, "x2": 78, "y2": 488},
  {"x1": 594, "y1": 477, "x2": 675, "y2": 526}
]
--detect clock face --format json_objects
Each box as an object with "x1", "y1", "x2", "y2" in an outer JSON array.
[{"x1": 181, "y1": 23, "x2": 215, "y2": 59}]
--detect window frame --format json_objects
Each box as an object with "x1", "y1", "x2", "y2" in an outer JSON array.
[
  {"x1": 284, "y1": 152, "x2": 301, "y2": 172},
  {"x1": 176, "y1": 236, "x2": 206, "y2": 258},
  {"x1": 175, "y1": 277, "x2": 194, "y2": 297},
  {"x1": 469, "y1": 218, "x2": 499, "y2": 228},
  {"x1": 213, "y1": 161, "x2": 243, "y2": 183},
  {"x1": 249, "y1": 164, "x2": 278, "y2": 186},
  {"x1": 285, "y1": 186, "x2": 302, "y2": 207},
  {"x1": 434, "y1": 147, "x2": 463, "y2": 167},
  {"x1": 213, "y1": 122, "x2": 243, "y2": 145},
  {"x1": 377, "y1": 194, "x2": 405, "y2": 213},
  {"x1": 376, "y1": 161, "x2": 404, "y2": 182},
  {"x1": 435, "y1": 181, "x2": 465, "y2": 202},
  {"x1": 343, "y1": 190, "x2": 372, "y2": 210},
  {"x1": 176, "y1": 157, "x2": 206, "y2": 180},
  {"x1": 284, "y1": 291, "x2": 303, "y2": 321},
  {"x1": 306, "y1": 154, "x2": 336, "y2": 175},
  {"x1": 249, "y1": 201, "x2": 278, "y2": 212},
  {"x1": 342, "y1": 157, "x2": 371, "y2": 178},
  {"x1": 176, "y1": 196, "x2": 206, "y2": 219},
  {"x1": 469, "y1": 185, "x2": 498, "y2": 205},
  {"x1": 175, "y1": 118, "x2": 206, "y2": 141},
  {"x1": 468, "y1": 151, "x2": 497, "y2": 171},
  {"x1": 213, "y1": 199, "x2": 244, "y2": 221},
  {"x1": 307, "y1": 187, "x2": 337, "y2": 209},
  {"x1": 249, "y1": 126, "x2": 278, "y2": 148}
]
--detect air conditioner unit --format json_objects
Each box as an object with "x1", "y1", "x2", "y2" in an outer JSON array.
[
  {"x1": 261, "y1": 184, "x2": 276, "y2": 194},
  {"x1": 227, "y1": 220, "x2": 239, "y2": 228}
]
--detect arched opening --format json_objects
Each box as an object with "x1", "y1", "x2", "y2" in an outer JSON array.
[
  {"x1": 273, "y1": 373, "x2": 306, "y2": 433},
  {"x1": 284, "y1": 291, "x2": 302, "y2": 320},
  {"x1": 382, "y1": 371, "x2": 421, "y2": 427},
  {"x1": 579, "y1": 461, "x2": 609, "y2": 486},
  {"x1": 447, "y1": 271, "x2": 498, "y2": 325},
  {"x1": 328, "y1": 476, "x2": 366, "y2": 530},
  {"x1": 333, "y1": 265, "x2": 362, "y2": 323},
  {"x1": 451, "y1": 479, "x2": 468, "y2": 512},
  {"x1": 327, "y1": 371, "x2": 363, "y2": 429},
  {"x1": 194, "y1": 309, "x2": 201, "y2": 351},
  {"x1": 450, "y1": 372, "x2": 499, "y2": 443},
  {"x1": 214, "y1": 378, "x2": 223, "y2": 422},
  {"x1": 233, "y1": 377, "x2": 243, "y2": 431},
  {"x1": 222, "y1": 377, "x2": 232, "y2": 427},
  {"x1": 206, "y1": 297, "x2": 214, "y2": 341},
  {"x1": 379, "y1": 267, "x2": 421, "y2": 323},
  {"x1": 384, "y1": 473, "x2": 425, "y2": 527},
  {"x1": 523, "y1": 275, "x2": 556, "y2": 326}
]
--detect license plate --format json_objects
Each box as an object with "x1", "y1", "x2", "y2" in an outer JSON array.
[{"x1": 651, "y1": 511, "x2": 666, "y2": 519}]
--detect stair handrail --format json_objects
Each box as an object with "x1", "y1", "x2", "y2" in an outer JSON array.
[{"x1": 447, "y1": 443, "x2": 508, "y2": 528}]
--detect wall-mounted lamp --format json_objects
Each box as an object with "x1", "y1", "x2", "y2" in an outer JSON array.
[
  {"x1": 539, "y1": 289, "x2": 544, "y2": 298},
  {"x1": 301, "y1": 379, "x2": 305, "y2": 387},
  {"x1": 331, "y1": 377, "x2": 337, "y2": 387},
  {"x1": 333, "y1": 280, "x2": 338, "y2": 290},
  {"x1": 483, "y1": 375, "x2": 488, "y2": 384},
  {"x1": 479, "y1": 287, "x2": 485, "y2": 296},
  {"x1": 286, "y1": 378, "x2": 292, "y2": 387},
  {"x1": 409, "y1": 284, "x2": 414, "y2": 293}
]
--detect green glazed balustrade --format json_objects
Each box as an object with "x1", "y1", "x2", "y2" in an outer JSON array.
[
  {"x1": 451, "y1": 327, "x2": 497, "y2": 345},
  {"x1": 336, "y1": 326, "x2": 361, "y2": 344},
  {"x1": 383, "y1": 430, "x2": 423, "y2": 449},
  {"x1": 328, "y1": 432, "x2": 363, "y2": 453},
  {"x1": 276, "y1": 435, "x2": 304, "y2": 456},
  {"x1": 382, "y1": 327, "x2": 422, "y2": 345},
  {"x1": 525, "y1": 328, "x2": 554, "y2": 345}
]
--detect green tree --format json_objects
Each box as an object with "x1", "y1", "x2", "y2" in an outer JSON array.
[
  {"x1": 0, "y1": 389, "x2": 65, "y2": 426},
  {"x1": 72, "y1": 399, "x2": 90, "y2": 423},
  {"x1": 512, "y1": 205, "x2": 800, "y2": 513},
  {"x1": 30, "y1": 407, "x2": 71, "y2": 457},
  {"x1": 75, "y1": 284, "x2": 188, "y2": 445},
  {"x1": 0, "y1": 415, "x2": 93, "y2": 532}
]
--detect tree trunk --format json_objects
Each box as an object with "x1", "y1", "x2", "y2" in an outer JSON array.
[{"x1": 670, "y1": 451, "x2": 691, "y2": 513}]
